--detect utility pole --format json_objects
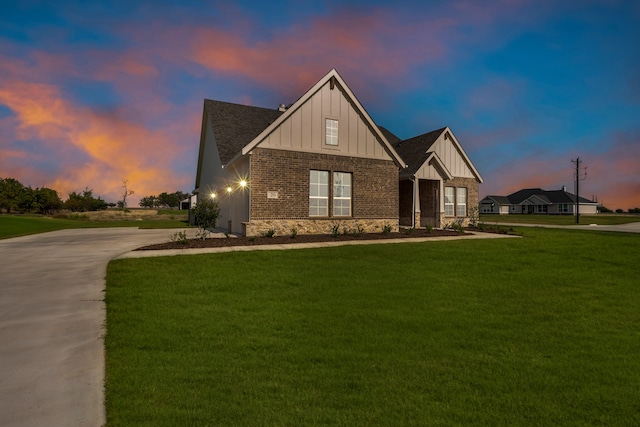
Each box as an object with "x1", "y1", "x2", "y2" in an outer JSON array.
[{"x1": 571, "y1": 157, "x2": 587, "y2": 224}]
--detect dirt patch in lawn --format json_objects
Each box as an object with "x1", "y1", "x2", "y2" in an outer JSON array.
[{"x1": 137, "y1": 228, "x2": 470, "y2": 251}]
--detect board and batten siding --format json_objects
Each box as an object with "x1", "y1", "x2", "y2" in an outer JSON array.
[
  {"x1": 414, "y1": 133, "x2": 475, "y2": 180},
  {"x1": 257, "y1": 81, "x2": 391, "y2": 161}
]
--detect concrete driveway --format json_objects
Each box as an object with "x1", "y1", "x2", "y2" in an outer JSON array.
[
  {"x1": 0, "y1": 227, "x2": 191, "y2": 427},
  {"x1": 1, "y1": 222, "x2": 637, "y2": 426}
]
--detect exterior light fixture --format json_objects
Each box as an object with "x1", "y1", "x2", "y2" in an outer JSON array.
[
  {"x1": 239, "y1": 180, "x2": 247, "y2": 188},
  {"x1": 227, "y1": 186, "x2": 232, "y2": 193},
  {"x1": 210, "y1": 193, "x2": 216, "y2": 199}
]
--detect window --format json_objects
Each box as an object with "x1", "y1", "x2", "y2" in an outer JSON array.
[
  {"x1": 445, "y1": 186, "x2": 468, "y2": 217},
  {"x1": 309, "y1": 170, "x2": 329, "y2": 216},
  {"x1": 445, "y1": 187, "x2": 455, "y2": 216},
  {"x1": 456, "y1": 188, "x2": 467, "y2": 217},
  {"x1": 309, "y1": 170, "x2": 352, "y2": 217},
  {"x1": 333, "y1": 172, "x2": 351, "y2": 216},
  {"x1": 325, "y1": 119, "x2": 338, "y2": 145}
]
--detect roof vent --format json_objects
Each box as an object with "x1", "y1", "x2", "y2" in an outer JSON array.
[
  {"x1": 562, "y1": 185, "x2": 566, "y2": 191},
  {"x1": 278, "y1": 103, "x2": 287, "y2": 112}
]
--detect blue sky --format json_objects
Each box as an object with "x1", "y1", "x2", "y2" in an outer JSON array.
[{"x1": 1, "y1": 0, "x2": 638, "y2": 209}]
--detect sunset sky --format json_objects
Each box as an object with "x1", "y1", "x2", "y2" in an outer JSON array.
[{"x1": 1, "y1": 0, "x2": 639, "y2": 209}]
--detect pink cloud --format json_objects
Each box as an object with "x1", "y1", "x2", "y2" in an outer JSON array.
[
  {"x1": 164, "y1": 8, "x2": 455, "y2": 98},
  {"x1": 0, "y1": 55, "x2": 192, "y2": 203},
  {"x1": 480, "y1": 130, "x2": 640, "y2": 210},
  {"x1": 583, "y1": 130, "x2": 640, "y2": 209}
]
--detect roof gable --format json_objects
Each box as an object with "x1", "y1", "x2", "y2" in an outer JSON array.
[
  {"x1": 524, "y1": 194, "x2": 552, "y2": 205},
  {"x1": 238, "y1": 69, "x2": 405, "y2": 167},
  {"x1": 481, "y1": 195, "x2": 511, "y2": 205},
  {"x1": 506, "y1": 188, "x2": 544, "y2": 204},
  {"x1": 393, "y1": 128, "x2": 445, "y2": 177},
  {"x1": 393, "y1": 127, "x2": 483, "y2": 182}
]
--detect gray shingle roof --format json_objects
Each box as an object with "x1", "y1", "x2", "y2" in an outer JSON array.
[
  {"x1": 482, "y1": 195, "x2": 512, "y2": 205},
  {"x1": 377, "y1": 126, "x2": 402, "y2": 146},
  {"x1": 204, "y1": 99, "x2": 284, "y2": 165},
  {"x1": 507, "y1": 188, "x2": 596, "y2": 204},
  {"x1": 390, "y1": 127, "x2": 447, "y2": 177},
  {"x1": 204, "y1": 97, "x2": 452, "y2": 177}
]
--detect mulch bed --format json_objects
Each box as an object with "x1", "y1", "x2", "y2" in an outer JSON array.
[{"x1": 136, "y1": 228, "x2": 471, "y2": 251}]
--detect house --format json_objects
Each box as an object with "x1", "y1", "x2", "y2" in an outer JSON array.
[
  {"x1": 480, "y1": 187, "x2": 600, "y2": 215},
  {"x1": 479, "y1": 195, "x2": 511, "y2": 214},
  {"x1": 194, "y1": 68, "x2": 482, "y2": 236}
]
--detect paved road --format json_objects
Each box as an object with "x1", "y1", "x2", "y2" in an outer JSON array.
[
  {"x1": 488, "y1": 221, "x2": 640, "y2": 233},
  {"x1": 0, "y1": 228, "x2": 193, "y2": 427}
]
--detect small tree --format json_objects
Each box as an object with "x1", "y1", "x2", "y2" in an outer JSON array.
[
  {"x1": 192, "y1": 197, "x2": 220, "y2": 239},
  {"x1": 0, "y1": 177, "x2": 27, "y2": 213},
  {"x1": 65, "y1": 188, "x2": 108, "y2": 212},
  {"x1": 32, "y1": 187, "x2": 63, "y2": 214},
  {"x1": 139, "y1": 195, "x2": 158, "y2": 209},
  {"x1": 158, "y1": 192, "x2": 179, "y2": 209},
  {"x1": 120, "y1": 179, "x2": 134, "y2": 210}
]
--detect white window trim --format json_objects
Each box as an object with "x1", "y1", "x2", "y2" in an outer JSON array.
[
  {"x1": 457, "y1": 187, "x2": 467, "y2": 217},
  {"x1": 445, "y1": 187, "x2": 455, "y2": 216},
  {"x1": 325, "y1": 118, "x2": 339, "y2": 146},
  {"x1": 333, "y1": 172, "x2": 352, "y2": 217},
  {"x1": 309, "y1": 170, "x2": 329, "y2": 217},
  {"x1": 445, "y1": 186, "x2": 468, "y2": 217}
]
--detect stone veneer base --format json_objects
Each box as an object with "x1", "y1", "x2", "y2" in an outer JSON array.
[{"x1": 243, "y1": 219, "x2": 398, "y2": 237}]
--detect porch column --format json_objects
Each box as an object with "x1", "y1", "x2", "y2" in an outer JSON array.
[
  {"x1": 413, "y1": 178, "x2": 420, "y2": 228},
  {"x1": 439, "y1": 179, "x2": 445, "y2": 228}
]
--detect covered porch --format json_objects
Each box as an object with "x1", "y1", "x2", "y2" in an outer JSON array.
[{"x1": 399, "y1": 178, "x2": 444, "y2": 228}]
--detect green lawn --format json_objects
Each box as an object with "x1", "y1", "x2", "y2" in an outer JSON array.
[
  {"x1": 0, "y1": 213, "x2": 189, "y2": 239},
  {"x1": 480, "y1": 213, "x2": 640, "y2": 226},
  {"x1": 105, "y1": 228, "x2": 640, "y2": 426}
]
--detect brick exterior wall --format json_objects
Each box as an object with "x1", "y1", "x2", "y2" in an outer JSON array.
[
  {"x1": 441, "y1": 176, "x2": 479, "y2": 228},
  {"x1": 398, "y1": 179, "x2": 413, "y2": 226},
  {"x1": 246, "y1": 148, "x2": 399, "y2": 236}
]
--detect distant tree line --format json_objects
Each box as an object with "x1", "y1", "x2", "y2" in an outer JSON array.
[
  {"x1": 139, "y1": 191, "x2": 190, "y2": 209},
  {"x1": 0, "y1": 177, "x2": 109, "y2": 214},
  {"x1": 618, "y1": 208, "x2": 640, "y2": 214},
  {"x1": 1, "y1": 177, "x2": 191, "y2": 215}
]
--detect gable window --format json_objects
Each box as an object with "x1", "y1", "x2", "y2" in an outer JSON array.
[
  {"x1": 325, "y1": 119, "x2": 338, "y2": 146},
  {"x1": 445, "y1": 187, "x2": 455, "y2": 216},
  {"x1": 333, "y1": 172, "x2": 352, "y2": 216},
  {"x1": 309, "y1": 170, "x2": 329, "y2": 216},
  {"x1": 457, "y1": 188, "x2": 467, "y2": 216}
]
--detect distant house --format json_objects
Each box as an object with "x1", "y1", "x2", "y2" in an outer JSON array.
[
  {"x1": 194, "y1": 68, "x2": 482, "y2": 236},
  {"x1": 479, "y1": 195, "x2": 511, "y2": 215},
  {"x1": 480, "y1": 187, "x2": 600, "y2": 215}
]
